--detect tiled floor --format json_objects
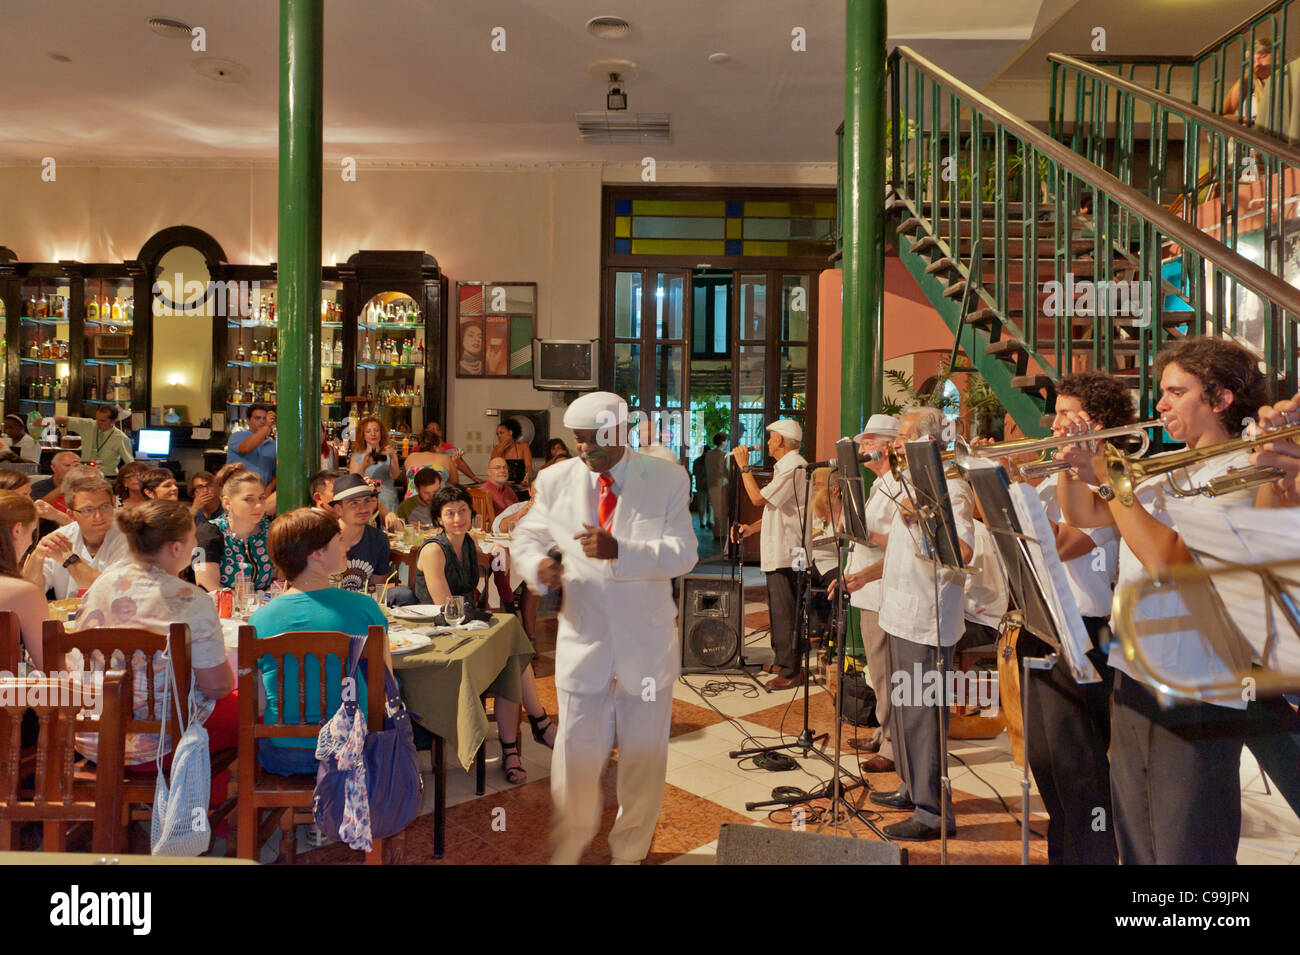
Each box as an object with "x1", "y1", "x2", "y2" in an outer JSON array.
[{"x1": 293, "y1": 516, "x2": 1300, "y2": 865}]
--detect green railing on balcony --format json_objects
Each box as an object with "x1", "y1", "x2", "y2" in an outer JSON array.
[
  {"x1": 1049, "y1": 53, "x2": 1300, "y2": 362},
  {"x1": 1076, "y1": 0, "x2": 1296, "y2": 140},
  {"x1": 887, "y1": 45, "x2": 1300, "y2": 429}
]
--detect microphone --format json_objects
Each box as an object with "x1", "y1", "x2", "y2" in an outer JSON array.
[{"x1": 799, "y1": 450, "x2": 882, "y2": 470}]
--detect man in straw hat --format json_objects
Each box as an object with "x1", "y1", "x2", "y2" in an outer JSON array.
[{"x1": 513, "y1": 392, "x2": 698, "y2": 864}]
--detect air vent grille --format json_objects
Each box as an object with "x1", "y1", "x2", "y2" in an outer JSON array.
[{"x1": 575, "y1": 111, "x2": 671, "y2": 144}]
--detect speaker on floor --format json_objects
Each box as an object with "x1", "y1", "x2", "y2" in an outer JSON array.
[
  {"x1": 715, "y1": 823, "x2": 907, "y2": 865},
  {"x1": 679, "y1": 574, "x2": 744, "y2": 672}
]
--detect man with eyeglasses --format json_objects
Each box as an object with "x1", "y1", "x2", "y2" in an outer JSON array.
[{"x1": 22, "y1": 472, "x2": 128, "y2": 599}]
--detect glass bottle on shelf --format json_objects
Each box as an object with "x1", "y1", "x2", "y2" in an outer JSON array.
[
  {"x1": 111, "y1": 298, "x2": 123, "y2": 322},
  {"x1": 86, "y1": 297, "x2": 98, "y2": 321},
  {"x1": 322, "y1": 340, "x2": 331, "y2": 366},
  {"x1": 126, "y1": 297, "x2": 134, "y2": 322},
  {"x1": 333, "y1": 338, "x2": 343, "y2": 365},
  {"x1": 362, "y1": 338, "x2": 371, "y2": 363},
  {"x1": 236, "y1": 343, "x2": 246, "y2": 361},
  {"x1": 101, "y1": 296, "x2": 111, "y2": 320}
]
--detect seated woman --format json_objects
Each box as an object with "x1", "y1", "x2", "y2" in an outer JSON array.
[
  {"x1": 194, "y1": 465, "x2": 275, "y2": 593},
  {"x1": 247, "y1": 508, "x2": 390, "y2": 776},
  {"x1": 0, "y1": 467, "x2": 66, "y2": 527},
  {"x1": 539, "y1": 438, "x2": 572, "y2": 471},
  {"x1": 73, "y1": 500, "x2": 237, "y2": 807},
  {"x1": 113, "y1": 461, "x2": 150, "y2": 509},
  {"x1": 413, "y1": 485, "x2": 555, "y2": 785},
  {"x1": 0, "y1": 490, "x2": 47, "y2": 669},
  {"x1": 141, "y1": 467, "x2": 180, "y2": 501}
]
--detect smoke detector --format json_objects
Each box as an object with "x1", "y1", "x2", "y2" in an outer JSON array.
[
  {"x1": 586, "y1": 16, "x2": 631, "y2": 39},
  {"x1": 147, "y1": 16, "x2": 194, "y2": 39}
]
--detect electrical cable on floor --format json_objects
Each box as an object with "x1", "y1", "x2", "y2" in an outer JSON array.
[{"x1": 948, "y1": 750, "x2": 1046, "y2": 840}]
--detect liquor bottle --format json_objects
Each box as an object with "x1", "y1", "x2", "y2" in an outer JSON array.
[
  {"x1": 125, "y1": 297, "x2": 134, "y2": 322},
  {"x1": 333, "y1": 338, "x2": 343, "y2": 365},
  {"x1": 111, "y1": 297, "x2": 123, "y2": 321},
  {"x1": 270, "y1": 340, "x2": 278, "y2": 362},
  {"x1": 362, "y1": 338, "x2": 371, "y2": 363},
  {"x1": 268, "y1": 386, "x2": 276, "y2": 404},
  {"x1": 86, "y1": 297, "x2": 98, "y2": 321},
  {"x1": 402, "y1": 339, "x2": 412, "y2": 364},
  {"x1": 236, "y1": 343, "x2": 246, "y2": 362},
  {"x1": 402, "y1": 436, "x2": 410, "y2": 458},
  {"x1": 41, "y1": 339, "x2": 51, "y2": 359},
  {"x1": 417, "y1": 341, "x2": 425, "y2": 366},
  {"x1": 88, "y1": 381, "x2": 98, "y2": 401},
  {"x1": 101, "y1": 296, "x2": 111, "y2": 320},
  {"x1": 322, "y1": 340, "x2": 331, "y2": 366},
  {"x1": 29, "y1": 339, "x2": 39, "y2": 359},
  {"x1": 37, "y1": 295, "x2": 48, "y2": 319}
]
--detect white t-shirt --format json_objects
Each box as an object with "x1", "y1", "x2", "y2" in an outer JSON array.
[
  {"x1": 963, "y1": 520, "x2": 1008, "y2": 628},
  {"x1": 877, "y1": 477, "x2": 976, "y2": 647},
  {"x1": 1, "y1": 431, "x2": 40, "y2": 463},
  {"x1": 1108, "y1": 449, "x2": 1255, "y2": 709},
  {"x1": 1039, "y1": 472, "x2": 1119, "y2": 619},
  {"x1": 40, "y1": 521, "x2": 130, "y2": 599},
  {"x1": 759, "y1": 451, "x2": 808, "y2": 573}
]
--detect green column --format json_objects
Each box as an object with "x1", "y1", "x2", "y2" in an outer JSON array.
[
  {"x1": 276, "y1": 0, "x2": 324, "y2": 511},
  {"x1": 841, "y1": 0, "x2": 887, "y2": 660},
  {"x1": 843, "y1": 0, "x2": 886, "y2": 434}
]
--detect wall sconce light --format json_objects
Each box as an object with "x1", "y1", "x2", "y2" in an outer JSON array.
[{"x1": 168, "y1": 374, "x2": 184, "y2": 387}]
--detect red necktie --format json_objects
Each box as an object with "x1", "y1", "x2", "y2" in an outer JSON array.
[{"x1": 598, "y1": 472, "x2": 617, "y2": 529}]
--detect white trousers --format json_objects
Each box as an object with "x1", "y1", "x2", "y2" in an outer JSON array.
[{"x1": 550, "y1": 680, "x2": 674, "y2": 864}]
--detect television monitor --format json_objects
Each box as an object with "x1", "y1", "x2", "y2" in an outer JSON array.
[
  {"x1": 532, "y1": 339, "x2": 598, "y2": 391},
  {"x1": 136, "y1": 429, "x2": 171, "y2": 459}
]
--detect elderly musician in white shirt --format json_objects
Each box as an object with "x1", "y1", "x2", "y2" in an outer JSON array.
[
  {"x1": 835, "y1": 415, "x2": 901, "y2": 772},
  {"x1": 849, "y1": 406, "x2": 975, "y2": 841},
  {"x1": 512, "y1": 392, "x2": 698, "y2": 865},
  {"x1": 731, "y1": 418, "x2": 810, "y2": 688}
]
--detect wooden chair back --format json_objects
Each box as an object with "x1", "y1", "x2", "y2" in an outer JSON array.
[
  {"x1": 235, "y1": 624, "x2": 388, "y2": 863},
  {"x1": 0, "y1": 669, "x2": 129, "y2": 852},
  {"x1": 42, "y1": 619, "x2": 190, "y2": 756},
  {"x1": 468, "y1": 485, "x2": 496, "y2": 526},
  {"x1": 1, "y1": 611, "x2": 20, "y2": 674}
]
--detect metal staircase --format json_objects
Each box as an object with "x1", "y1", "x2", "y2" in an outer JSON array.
[{"x1": 861, "y1": 43, "x2": 1300, "y2": 438}]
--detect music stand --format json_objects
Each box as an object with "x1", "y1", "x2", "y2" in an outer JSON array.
[{"x1": 959, "y1": 457, "x2": 1101, "y2": 863}]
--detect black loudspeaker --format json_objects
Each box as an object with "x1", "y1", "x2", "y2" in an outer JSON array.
[
  {"x1": 716, "y1": 824, "x2": 907, "y2": 865},
  {"x1": 679, "y1": 575, "x2": 744, "y2": 672},
  {"x1": 499, "y1": 409, "x2": 550, "y2": 461}
]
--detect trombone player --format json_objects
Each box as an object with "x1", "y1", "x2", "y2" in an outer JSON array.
[{"x1": 1052, "y1": 337, "x2": 1267, "y2": 865}]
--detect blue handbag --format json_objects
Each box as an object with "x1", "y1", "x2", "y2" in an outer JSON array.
[{"x1": 312, "y1": 634, "x2": 423, "y2": 849}]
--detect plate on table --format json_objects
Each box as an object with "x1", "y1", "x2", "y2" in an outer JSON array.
[
  {"x1": 387, "y1": 604, "x2": 443, "y2": 622},
  {"x1": 388, "y1": 629, "x2": 433, "y2": 655}
]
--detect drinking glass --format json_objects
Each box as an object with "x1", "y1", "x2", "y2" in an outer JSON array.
[
  {"x1": 443, "y1": 596, "x2": 466, "y2": 627},
  {"x1": 472, "y1": 514, "x2": 484, "y2": 534}
]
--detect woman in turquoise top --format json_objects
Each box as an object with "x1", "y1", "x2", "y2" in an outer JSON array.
[
  {"x1": 249, "y1": 507, "x2": 391, "y2": 775},
  {"x1": 193, "y1": 466, "x2": 275, "y2": 592},
  {"x1": 349, "y1": 416, "x2": 400, "y2": 513}
]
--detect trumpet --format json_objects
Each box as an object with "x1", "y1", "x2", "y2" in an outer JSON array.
[
  {"x1": 1104, "y1": 421, "x2": 1300, "y2": 505},
  {"x1": 959, "y1": 418, "x2": 1165, "y2": 481}
]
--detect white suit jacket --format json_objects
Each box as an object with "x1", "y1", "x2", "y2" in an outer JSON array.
[{"x1": 512, "y1": 450, "x2": 698, "y2": 695}]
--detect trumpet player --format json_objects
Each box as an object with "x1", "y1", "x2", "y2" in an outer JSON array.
[{"x1": 1054, "y1": 337, "x2": 1268, "y2": 865}]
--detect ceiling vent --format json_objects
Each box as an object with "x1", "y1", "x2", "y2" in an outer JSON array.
[
  {"x1": 586, "y1": 16, "x2": 632, "y2": 39},
  {"x1": 576, "y1": 111, "x2": 672, "y2": 145},
  {"x1": 147, "y1": 16, "x2": 194, "y2": 39},
  {"x1": 192, "y1": 57, "x2": 250, "y2": 83}
]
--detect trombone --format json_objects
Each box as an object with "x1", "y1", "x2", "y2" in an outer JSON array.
[
  {"x1": 1104, "y1": 421, "x2": 1300, "y2": 506},
  {"x1": 887, "y1": 446, "x2": 958, "y2": 482},
  {"x1": 958, "y1": 418, "x2": 1165, "y2": 481}
]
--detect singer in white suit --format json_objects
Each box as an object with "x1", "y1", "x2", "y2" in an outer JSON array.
[{"x1": 512, "y1": 392, "x2": 699, "y2": 864}]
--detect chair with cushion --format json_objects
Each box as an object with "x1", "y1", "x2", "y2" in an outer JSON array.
[
  {"x1": 41, "y1": 619, "x2": 238, "y2": 851},
  {"x1": 0, "y1": 669, "x2": 130, "y2": 852},
  {"x1": 235, "y1": 624, "x2": 400, "y2": 864}
]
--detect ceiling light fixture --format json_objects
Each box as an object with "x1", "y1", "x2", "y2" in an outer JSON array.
[
  {"x1": 146, "y1": 16, "x2": 194, "y2": 39},
  {"x1": 586, "y1": 16, "x2": 631, "y2": 39},
  {"x1": 607, "y1": 72, "x2": 628, "y2": 111}
]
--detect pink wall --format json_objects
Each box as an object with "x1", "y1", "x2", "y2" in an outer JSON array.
[{"x1": 815, "y1": 254, "x2": 960, "y2": 458}]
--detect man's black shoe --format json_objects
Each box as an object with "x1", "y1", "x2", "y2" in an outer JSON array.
[
  {"x1": 882, "y1": 817, "x2": 956, "y2": 841},
  {"x1": 868, "y1": 789, "x2": 914, "y2": 811}
]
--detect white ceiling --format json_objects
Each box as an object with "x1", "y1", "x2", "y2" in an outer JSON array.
[{"x1": 0, "y1": 0, "x2": 1268, "y2": 165}]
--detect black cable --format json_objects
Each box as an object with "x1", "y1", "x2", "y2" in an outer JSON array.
[{"x1": 948, "y1": 750, "x2": 1047, "y2": 840}]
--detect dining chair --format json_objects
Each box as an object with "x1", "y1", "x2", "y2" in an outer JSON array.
[
  {"x1": 1, "y1": 610, "x2": 20, "y2": 674},
  {"x1": 0, "y1": 669, "x2": 130, "y2": 853},
  {"x1": 42, "y1": 619, "x2": 239, "y2": 851},
  {"x1": 235, "y1": 624, "x2": 403, "y2": 864}
]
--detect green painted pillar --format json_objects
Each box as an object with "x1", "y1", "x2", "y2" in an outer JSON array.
[
  {"x1": 276, "y1": 0, "x2": 324, "y2": 511},
  {"x1": 841, "y1": 0, "x2": 887, "y2": 661}
]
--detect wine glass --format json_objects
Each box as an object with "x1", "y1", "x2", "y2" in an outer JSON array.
[
  {"x1": 444, "y1": 596, "x2": 466, "y2": 628},
  {"x1": 471, "y1": 514, "x2": 484, "y2": 534}
]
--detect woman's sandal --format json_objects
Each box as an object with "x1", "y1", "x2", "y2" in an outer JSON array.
[
  {"x1": 528, "y1": 713, "x2": 557, "y2": 749},
  {"x1": 500, "y1": 740, "x2": 527, "y2": 785}
]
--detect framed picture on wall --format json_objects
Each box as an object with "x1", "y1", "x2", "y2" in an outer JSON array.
[{"x1": 456, "y1": 282, "x2": 537, "y2": 378}]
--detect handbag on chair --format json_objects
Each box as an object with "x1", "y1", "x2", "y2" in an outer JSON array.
[{"x1": 151, "y1": 636, "x2": 212, "y2": 856}]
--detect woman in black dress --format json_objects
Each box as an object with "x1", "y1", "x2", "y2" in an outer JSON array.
[{"x1": 413, "y1": 485, "x2": 555, "y2": 784}]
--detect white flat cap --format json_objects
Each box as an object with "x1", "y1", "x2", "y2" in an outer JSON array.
[
  {"x1": 855, "y1": 414, "x2": 900, "y2": 442},
  {"x1": 563, "y1": 391, "x2": 628, "y2": 431},
  {"x1": 766, "y1": 418, "x2": 802, "y2": 445}
]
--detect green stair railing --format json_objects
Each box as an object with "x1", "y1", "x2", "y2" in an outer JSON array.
[
  {"x1": 886, "y1": 45, "x2": 1300, "y2": 433},
  {"x1": 1049, "y1": 53, "x2": 1300, "y2": 364},
  {"x1": 1078, "y1": 0, "x2": 1296, "y2": 140}
]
